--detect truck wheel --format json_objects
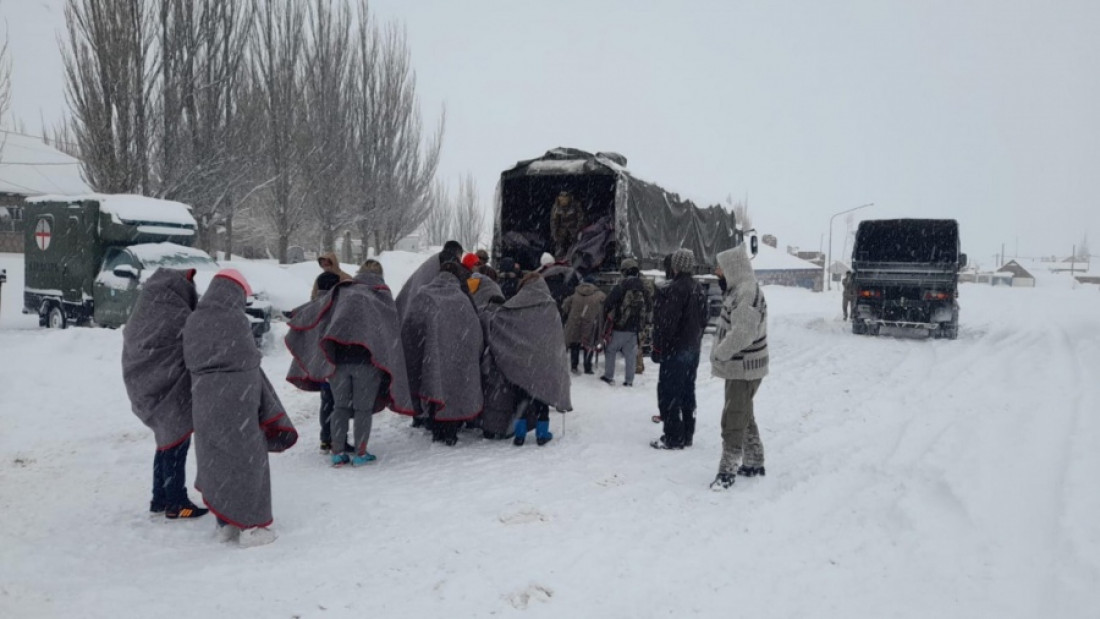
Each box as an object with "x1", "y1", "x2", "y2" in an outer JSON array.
[
  {"x1": 941, "y1": 324, "x2": 958, "y2": 340},
  {"x1": 852, "y1": 321, "x2": 866, "y2": 335},
  {"x1": 47, "y1": 305, "x2": 67, "y2": 329}
]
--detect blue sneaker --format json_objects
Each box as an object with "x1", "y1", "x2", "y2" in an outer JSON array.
[
  {"x1": 330, "y1": 453, "x2": 351, "y2": 467},
  {"x1": 351, "y1": 453, "x2": 377, "y2": 466}
]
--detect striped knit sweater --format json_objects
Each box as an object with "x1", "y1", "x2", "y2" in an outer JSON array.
[{"x1": 710, "y1": 246, "x2": 769, "y2": 381}]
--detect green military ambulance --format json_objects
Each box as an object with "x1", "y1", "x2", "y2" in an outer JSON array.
[{"x1": 22, "y1": 194, "x2": 271, "y2": 341}]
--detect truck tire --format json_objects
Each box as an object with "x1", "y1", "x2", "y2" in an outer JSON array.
[
  {"x1": 852, "y1": 321, "x2": 866, "y2": 335},
  {"x1": 47, "y1": 305, "x2": 67, "y2": 329},
  {"x1": 941, "y1": 324, "x2": 958, "y2": 340}
]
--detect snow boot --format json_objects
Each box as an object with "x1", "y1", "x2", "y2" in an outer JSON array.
[
  {"x1": 513, "y1": 419, "x2": 528, "y2": 446},
  {"x1": 650, "y1": 436, "x2": 683, "y2": 450},
  {"x1": 165, "y1": 501, "x2": 209, "y2": 520},
  {"x1": 331, "y1": 453, "x2": 351, "y2": 467},
  {"x1": 150, "y1": 501, "x2": 166, "y2": 514},
  {"x1": 599, "y1": 376, "x2": 614, "y2": 386},
  {"x1": 737, "y1": 465, "x2": 765, "y2": 477},
  {"x1": 710, "y1": 473, "x2": 736, "y2": 491},
  {"x1": 238, "y1": 527, "x2": 277, "y2": 548},
  {"x1": 351, "y1": 453, "x2": 377, "y2": 467},
  {"x1": 535, "y1": 420, "x2": 553, "y2": 446}
]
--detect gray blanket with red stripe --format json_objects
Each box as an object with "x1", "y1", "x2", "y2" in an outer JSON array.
[
  {"x1": 401, "y1": 271, "x2": 484, "y2": 421},
  {"x1": 122, "y1": 268, "x2": 197, "y2": 449},
  {"x1": 184, "y1": 277, "x2": 297, "y2": 529},
  {"x1": 285, "y1": 272, "x2": 414, "y2": 414}
]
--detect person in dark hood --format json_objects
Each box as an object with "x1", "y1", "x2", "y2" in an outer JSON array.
[
  {"x1": 480, "y1": 273, "x2": 571, "y2": 445},
  {"x1": 497, "y1": 257, "x2": 522, "y2": 299},
  {"x1": 709, "y1": 246, "x2": 769, "y2": 491},
  {"x1": 183, "y1": 269, "x2": 298, "y2": 547},
  {"x1": 395, "y1": 240, "x2": 464, "y2": 320},
  {"x1": 286, "y1": 262, "x2": 414, "y2": 466},
  {"x1": 401, "y1": 256, "x2": 484, "y2": 445},
  {"x1": 561, "y1": 274, "x2": 606, "y2": 375},
  {"x1": 600, "y1": 258, "x2": 652, "y2": 387},
  {"x1": 650, "y1": 249, "x2": 708, "y2": 450},
  {"x1": 122, "y1": 268, "x2": 207, "y2": 520}
]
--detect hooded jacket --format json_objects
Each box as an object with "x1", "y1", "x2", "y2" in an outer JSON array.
[
  {"x1": 285, "y1": 272, "x2": 414, "y2": 414},
  {"x1": 311, "y1": 252, "x2": 353, "y2": 301},
  {"x1": 121, "y1": 268, "x2": 197, "y2": 449},
  {"x1": 184, "y1": 277, "x2": 298, "y2": 528},
  {"x1": 653, "y1": 271, "x2": 707, "y2": 356},
  {"x1": 711, "y1": 246, "x2": 769, "y2": 381},
  {"x1": 561, "y1": 282, "x2": 606, "y2": 348}
]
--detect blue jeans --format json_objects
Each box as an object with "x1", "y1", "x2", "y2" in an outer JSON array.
[
  {"x1": 152, "y1": 437, "x2": 190, "y2": 509},
  {"x1": 657, "y1": 349, "x2": 700, "y2": 446}
]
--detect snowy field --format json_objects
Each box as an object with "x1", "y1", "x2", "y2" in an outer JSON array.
[{"x1": 1, "y1": 251, "x2": 1098, "y2": 618}]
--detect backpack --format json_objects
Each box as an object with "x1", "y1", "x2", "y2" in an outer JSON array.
[{"x1": 617, "y1": 287, "x2": 648, "y2": 330}]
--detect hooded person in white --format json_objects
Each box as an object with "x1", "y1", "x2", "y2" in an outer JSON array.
[{"x1": 709, "y1": 244, "x2": 768, "y2": 490}]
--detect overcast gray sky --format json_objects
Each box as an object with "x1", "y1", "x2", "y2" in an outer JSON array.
[{"x1": 3, "y1": 0, "x2": 1097, "y2": 267}]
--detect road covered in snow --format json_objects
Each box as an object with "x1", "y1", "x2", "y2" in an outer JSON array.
[{"x1": 1, "y1": 251, "x2": 1097, "y2": 618}]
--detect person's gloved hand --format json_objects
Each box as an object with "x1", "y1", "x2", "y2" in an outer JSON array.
[{"x1": 650, "y1": 349, "x2": 662, "y2": 364}]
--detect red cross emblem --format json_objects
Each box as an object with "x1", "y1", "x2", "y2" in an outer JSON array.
[{"x1": 35, "y1": 218, "x2": 51, "y2": 251}]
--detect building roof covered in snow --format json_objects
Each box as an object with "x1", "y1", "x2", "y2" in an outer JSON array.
[
  {"x1": 752, "y1": 243, "x2": 823, "y2": 272},
  {"x1": 997, "y1": 260, "x2": 1035, "y2": 279},
  {"x1": 0, "y1": 131, "x2": 91, "y2": 196}
]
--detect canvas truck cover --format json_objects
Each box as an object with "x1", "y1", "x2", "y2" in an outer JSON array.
[
  {"x1": 495, "y1": 148, "x2": 739, "y2": 271},
  {"x1": 853, "y1": 219, "x2": 960, "y2": 265}
]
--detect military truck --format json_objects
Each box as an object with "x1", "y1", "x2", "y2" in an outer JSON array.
[
  {"x1": 493, "y1": 148, "x2": 746, "y2": 275},
  {"x1": 22, "y1": 194, "x2": 271, "y2": 341},
  {"x1": 850, "y1": 218, "x2": 966, "y2": 339}
]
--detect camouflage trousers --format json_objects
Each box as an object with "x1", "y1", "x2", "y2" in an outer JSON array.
[{"x1": 718, "y1": 379, "x2": 764, "y2": 474}]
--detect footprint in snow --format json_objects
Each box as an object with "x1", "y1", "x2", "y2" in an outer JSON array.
[
  {"x1": 507, "y1": 584, "x2": 554, "y2": 609},
  {"x1": 498, "y1": 507, "x2": 550, "y2": 525}
]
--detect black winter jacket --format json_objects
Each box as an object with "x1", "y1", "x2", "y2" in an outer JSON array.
[{"x1": 653, "y1": 273, "x2": 707, "y2": 355}]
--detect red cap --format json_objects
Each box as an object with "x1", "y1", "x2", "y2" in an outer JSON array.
[
  {"x1": 461, "y1": 252, "x2": 480, "y2": 270},
  {"x1": 214, "y1": 268, "x2": 252, "y2": 297}
]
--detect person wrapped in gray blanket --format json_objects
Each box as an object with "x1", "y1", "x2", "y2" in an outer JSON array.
[
  {"x1": 285, "y1": 260, "x2": 414, "y2": 467},
  {"x1": 401, "y1": 256, "x2": 484, "y2": 445},
  {"x1": 183, "y1": 269, "x2": 298, "y2": 547},
  {"x1": 480, "y1": 273, "x2": 572, "y2": 446}
]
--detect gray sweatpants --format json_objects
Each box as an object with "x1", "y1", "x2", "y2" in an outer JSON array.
[
  {"x1": 602, "y1": 330, "x2": 638, "y2": 385},
  {"x1": 719, "y1": 379, "x2": 764, "y2": 474},
  {"x1": 329, "y1": 363, "x2": 384, "y2": 455}
]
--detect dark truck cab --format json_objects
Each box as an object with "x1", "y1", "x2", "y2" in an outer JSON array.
[{"x1": 851, "y1": 218, "x2": 966, "y2": 339}]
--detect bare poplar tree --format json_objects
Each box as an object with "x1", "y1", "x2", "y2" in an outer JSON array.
[
  {"x1": 250, "y1": 0, "x2": 306, "y2": 263},
  {"x1": 0, "y1": 10, "x2": 10, "y2": 127},
  {"x1": 156, "y1": 0, "x2": 254, "y2": 252},
  {"x1": 450, "y1": 173, "x2": 484, "y2": 250},
  {"x1": 62, "y1": 0, "x2": 156, "y2": 194},
  {"x1": 351, "y1": 6, "x2": 444, "y2": 253},
  {"x1": 302, "y1": 0, "x2": 354, "y2": 252},
  {"x1": 421, "y1": 179, "x2": 452, "y2": 246}
]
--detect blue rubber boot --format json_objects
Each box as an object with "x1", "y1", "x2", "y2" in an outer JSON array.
[
  {"x1": 536, "y1": 420, "x2": 553, "y2": 446},
  {"x1": 513, "y1": 419, "x2": 528, "y2": 446}
]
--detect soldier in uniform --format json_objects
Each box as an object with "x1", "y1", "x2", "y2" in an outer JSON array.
[{"x1": 550, "y1": 190, "x2": 585, "y2": 260}]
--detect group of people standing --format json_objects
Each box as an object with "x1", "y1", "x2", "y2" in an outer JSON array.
[
  {"x1": 290, "y1": 241, "x2": 571, "y2": 456},
  {"x1": 120, "y1": 236, "x2": 771, "y2": 548}
]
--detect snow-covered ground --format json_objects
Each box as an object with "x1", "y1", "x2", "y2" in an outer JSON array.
[{"x1": 1, "y1": 251, "x2": 1098, "y2": 618}]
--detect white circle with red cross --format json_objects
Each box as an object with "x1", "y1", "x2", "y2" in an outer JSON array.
[{"x1": 35, "y1": 218, "x2": 51, "y2": 251}]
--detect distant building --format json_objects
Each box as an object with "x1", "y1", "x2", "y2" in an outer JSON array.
[
  {"x1": 761, "y1": 234, "x2": 777, "y2": 248},
  {"x1": 754, "y1": 244, "x2": 823, "y2": 291},
  {"x1": 997, "y1": 260, "x2": 1037, "y2": 287},
  {"x1": 0, "y1": 131, "x2": 92, "y2": 253}
]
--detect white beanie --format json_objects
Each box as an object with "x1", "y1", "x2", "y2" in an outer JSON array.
[{"x1": 540, "y1": 252, "x2": 555, "y2": 267}]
